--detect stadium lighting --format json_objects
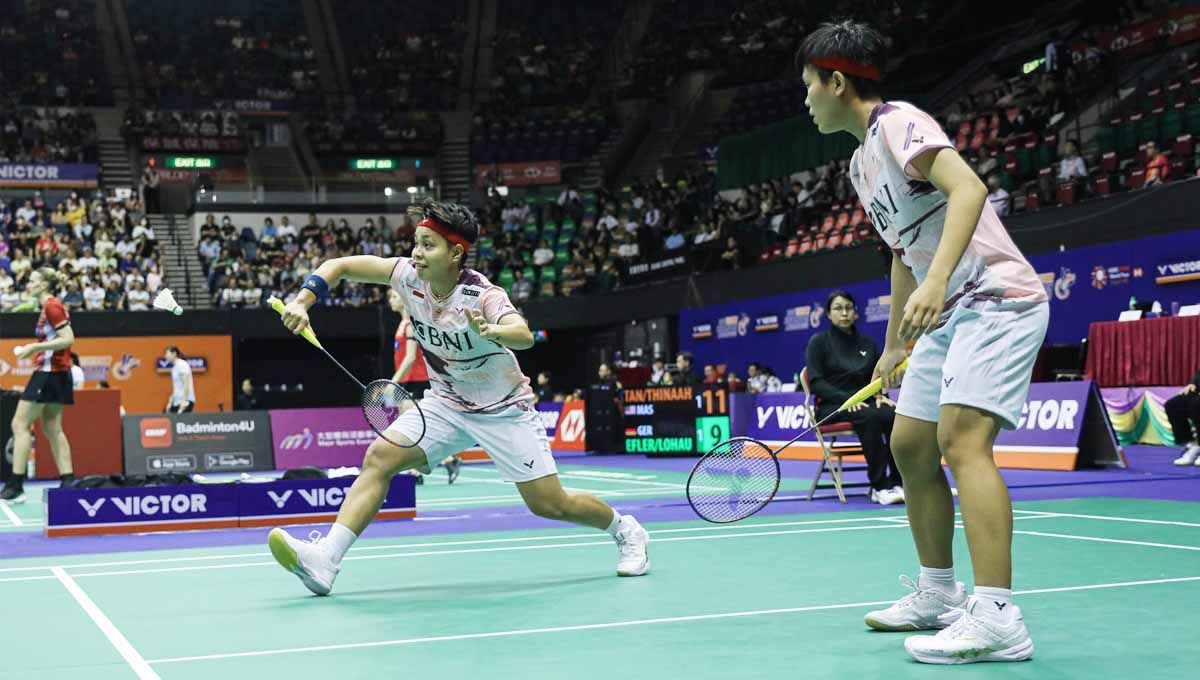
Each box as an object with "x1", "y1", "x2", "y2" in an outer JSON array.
[
  {"x1": 383, "y1": 187, "x2": 393, "y2": 197},
  {"x1": 406, "y1": 186, "x2": 419, "y2": 194}
]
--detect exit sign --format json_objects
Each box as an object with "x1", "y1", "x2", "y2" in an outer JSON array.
[
  {"x1": 167, "y1": 156, "x2": 216, "y2": 169},
  {"x1": 350, "y1": 158, "x2": 396, "y2": 170}
]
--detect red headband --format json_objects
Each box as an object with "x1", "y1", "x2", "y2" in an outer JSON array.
[
  {"x1": 810, "y1": 57, "x2": 881, "y2": 81},
  {"x1": 418, "y1": 217, "x2": 470, "y2": 252}
]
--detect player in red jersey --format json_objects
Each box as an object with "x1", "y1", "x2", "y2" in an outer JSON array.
[{"x1": 3, "y1": 269, "x2": 77, "y2": 501}]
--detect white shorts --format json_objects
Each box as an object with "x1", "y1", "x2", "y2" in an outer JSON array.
[
  {"x1": 896, "y1": 297, "x2": 1049, "y2": 430},
  {"x1": 386, "y1": 396, "x2": 558, "y2": 483}
]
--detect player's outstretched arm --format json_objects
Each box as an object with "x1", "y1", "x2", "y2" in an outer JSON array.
[
  {"x1": 465, "y1": 309, "x2": 534, "y2": 350},
  {"x1": 282, "y1": 256, "x2": 399, "y2": 334}
]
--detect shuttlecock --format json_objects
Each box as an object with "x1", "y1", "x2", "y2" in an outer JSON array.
[{"x1": 153, "y1": 288, "x2": 183, "y2": 316}]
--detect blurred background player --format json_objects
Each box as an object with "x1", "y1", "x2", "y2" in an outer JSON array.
[
  {"x1": 267, "y1": 200, "x2": 650, "y2": 596},
  {"x1": 3, "y1": 268, "x2": 76, "y2": 500},
  {"x1": 801, "y1": 20, "x2": 1048, "y2": 664},
  {"x1": 388, "y1": 287, "x2": 462, "y2": 484},
  {"x1": 163, "y1": 345, "x2": 195, "y2": 413}
]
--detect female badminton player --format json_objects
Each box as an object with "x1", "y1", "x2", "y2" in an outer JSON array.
[
  {"x1": 799, "y1": 21, "x2": 1048, "y2": 664},
  {"x1": 2, "y1": 268, "x2": 77, "y2": 502},
  {"x1": 268, "y1": 200, "x2": 649, "y2": 595}
]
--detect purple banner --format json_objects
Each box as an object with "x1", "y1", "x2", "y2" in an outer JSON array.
[
  {"x1": 537, "y1": 402, "x2": 564, "y2": 438},
  {"x1": 270, "y1": 408, "x2": 375, "y2": 469},
  {"x1": 238, "y1": 475, "x2": 415, "y2": 527},
  {"x1": 45, "y1": 484, "x2": 240, "y2": 536},
  {"x1": 734, "y1": 381, "x2": 1095, "y2": 452}
]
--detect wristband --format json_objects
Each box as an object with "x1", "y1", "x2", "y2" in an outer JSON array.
[{"x1": 302, "y1": 274, "x2": 329, "y2": 301}]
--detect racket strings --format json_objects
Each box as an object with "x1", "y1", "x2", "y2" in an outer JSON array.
[
  {"x1": 361, "y1": 380, "x2": 416, "y2": 435},
  {"x1": 687, "y1": 439, "x2": 780, "y2": 523}
]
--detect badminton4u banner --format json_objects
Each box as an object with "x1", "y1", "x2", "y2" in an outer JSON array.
[{"x1": 731, "y1": 381, "x2": 1121, "y2": 470}]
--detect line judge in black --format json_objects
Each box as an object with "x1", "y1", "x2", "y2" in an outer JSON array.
[{"x1": 805, "y1": 290, "x2": 904, "y2": 504}]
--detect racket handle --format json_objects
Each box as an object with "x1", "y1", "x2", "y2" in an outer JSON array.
[
  {"x1": 267, "y1": 296, "x2": 323, "y2": 349},
  {"x1": 837, "y1": 357, "x2": 908, "y2": 411}
]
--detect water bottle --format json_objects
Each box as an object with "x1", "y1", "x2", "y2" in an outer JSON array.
[
  {"x1": 28, "y1": 451, "x2": 35, "y2": 480},
  {"x1": 1128, "y1": 295, "x2": 1138, "y2": 310}
]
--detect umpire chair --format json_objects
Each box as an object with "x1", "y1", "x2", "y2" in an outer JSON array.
[{"x1": 798, "y1": 367, "x2": 872, "y2": 503}]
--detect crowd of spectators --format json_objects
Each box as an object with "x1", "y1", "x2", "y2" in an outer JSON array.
[
  {"x1": 0, "y1": 0, "x2": 109, "y2": 106},
  {"x1": 0, "y1": 190, "x2": 159, "y2": 312},
  {"x1": 335, "y1": 0, "x2": 467, "y2": 111},
  {"x1": 0, "y1": 107, "x2": 98, "y2": 164},
  {"x1": 305, "y1": 110, "x2": 444, "y2": 154},
  {"x1": 121, "y1": 105, "x2": 242, "y2": 140},
  {"x1": 128, "y1": 0, "x2": 319, "y2": 108},
  {"x1": 197, "y1": 212, "x2": 423, "y2": 309},
  {"x1": 489, "y1": 1, "x2": 621, "y2": 107}
]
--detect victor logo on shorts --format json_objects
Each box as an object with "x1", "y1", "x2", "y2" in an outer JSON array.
[{"x1": 140, "y1": 417, "x2": 173, "y2": 448}]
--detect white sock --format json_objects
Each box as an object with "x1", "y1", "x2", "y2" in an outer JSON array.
[
  {"x1": 324, "y1": 523, "x2": 358, "y2": 563},
  {"x1": 605, "y1": 510, "x2": 623, "y2": 538},
  {"x1": 973, "y1": 586, "x2": 1013, "y2": 620},
  {"x1": 918, "y1": 565, "x2": 957, "y2": 594}
]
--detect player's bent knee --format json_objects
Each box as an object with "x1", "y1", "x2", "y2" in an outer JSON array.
[
  {"x1": 526, "y1": 495, "x2": 569, "y2": 520},
  {"x1": 362, "y1": 438, "x2": 423, "y2": 477}
]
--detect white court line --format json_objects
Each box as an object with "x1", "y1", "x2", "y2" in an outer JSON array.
[
  {"x1": 146, "y1": 574, "x2": 1200, "y2": 665},
  {"x1": 51, "y1": 567, "x2": 160, "y2": 679},
  {"x1": 1014, "y1": 530, "x2": 1200, "y2": 551},
  {"x1": 0, "y1": 502, "x2": 24, "y2": 527},
  {"x1": 1014, "y1": 509, "x2": 1200, "y2": 528},
  {"x1": 0, "y1": 515, "x2": 908, "y2": 575},
  {"x1": 457, "y1": 468, "x2": 720, "y2": 492},
  {"x1": 66, "y1": 524, "x2": 912, "y2": 579}
]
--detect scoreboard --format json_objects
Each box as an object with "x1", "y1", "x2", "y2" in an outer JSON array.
[{"x1": 621, "y1": 385, "x2": 731, "y2": 457}]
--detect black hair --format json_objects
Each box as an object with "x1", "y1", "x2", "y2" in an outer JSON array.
[
  {"x1": 165, "y1": 345, "x2": 183, "y2": 358},
  {"x1": 409, "y1": 199, "x2": 479, "y2": 266},
  {"x1": 677, "y1": 351, "x2": 693, "y2": 364},
  {"x1": 826, "y1": 289, "x2": 856, "y2": 309},
  {"x1": 71, "y1": 352, "x2": 80, "y2": 366},
  {"x1": 797, "y1": 20, "x2": 888, "y2": 100}
]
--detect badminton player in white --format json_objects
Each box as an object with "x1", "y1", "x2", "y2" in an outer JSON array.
[
  {"x1": 268, "y1": 200, "x2": 650, "y2": 595},
  {"x1": 799, "y1": 21, "x2": 1048, "y2": 664}
]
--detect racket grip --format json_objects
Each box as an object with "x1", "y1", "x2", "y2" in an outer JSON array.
[
  {"x1": 267, "y1": 296, "x2": 323, "y2": 349},
  {"x1": 837, "y1": 357, "x2": 909, "y2": 411}
]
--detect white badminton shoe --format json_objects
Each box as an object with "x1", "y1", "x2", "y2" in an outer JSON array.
[
  {"x1": 614, "y1": 515, "x2": 650, "y2": 576},
  {"x1": 268, "y1": 528, "x2": 341, "y2": 596},
  {"x1": 1173, "y1": 443, "x2": 1200, "y2": 465},
  {"x1": 904, "y1": 595, "x2": 1035, "y2": 664},
  {"x1": 864, "y1": 575, "x2": 967, "y2": 631}
]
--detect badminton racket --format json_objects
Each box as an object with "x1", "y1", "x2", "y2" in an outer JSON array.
[
  {"x1": 686, "y1": 358, "x2": 908, "y2": 523},
  {"x1": 268, "y1": 296, "x2": 425, "y2": 447}
]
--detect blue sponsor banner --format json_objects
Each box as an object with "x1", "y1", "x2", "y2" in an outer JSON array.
[
  {"x1": 0, "y1": 163, "x2": 98, "y2": 188},
  {"x1": 238, "y1": 475, "x2": 415, "y2": 527},
  {"x1": 729, "y1": 381, "x2": 1117, "y2": 469},
  {"x1": 680, "y1": 233, "x2": 1200, "y2": 380},
  {"x1": 46, "y1": 475, "x2": 417, "y2": 536},
  {"x1": 536, "y1": 402, "x2": 564, "y2": 438},
  {"x1": 45, "y1": 484, "x2": 240, "y2": 536}
]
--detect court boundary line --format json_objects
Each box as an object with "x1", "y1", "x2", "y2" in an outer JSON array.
[
  {"x1": 145, "y1": 575, "x2": 1200, "y2": 665},
  {"x1": 0, "y1": 515, "x2": 908, "y2": 574},
  {"x1": 1013, "y1": 509, "x2": 1200, "y2": 528},
  {"x1": 0, "y1": 502, "x2": 24, "y2": 527},
  {"x1": 51, "y1": 567, "x2": 160, "y2": 679},
  {"x1": 1013, "y1": 530, "x2": 1200, "y2": 551}
]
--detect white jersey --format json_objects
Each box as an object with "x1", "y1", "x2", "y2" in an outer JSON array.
[
  {"x1": 170, "y1": 358, "x2": 195, "y2": 407},
  {"x1": 849, "y1": 101, "x2": 1046, "y2": 315},
  {"x1": 388, "y1": 258, "x2": 534, "y2": 413}
]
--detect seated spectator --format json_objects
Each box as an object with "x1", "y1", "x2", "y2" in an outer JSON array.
[
  {"x1": 534, "y1": 371, "x2": 554, "y2": 402},
  {"x1": 83, "y1": 279, "x2": 105, "y2": 310},
  {"x1": 1168, "y1": 373, "x2": 1200, "y2": 465},
  {"x1": 1144, "y1": 141, "x2": 1170, "y2": 186},
  {"x1": 596, "y1": 363, "x2": 622, "y2": 390},
  {"x1": 649, "y1": 357, "x2": 666, "y2": 385},
  {"x1": 804, "y1": 290, "x2": 903, "y2": 504},
  {"x1": 511, "y1": 268, "x2": 533, "y2": 304},
  {"x1": 746, "y1": 363, "x2": 782, "y2": 393},
  {"x1": 720, "y1": 237, "x2": 741, "y2": 270},
  {"x1": 1057, "y1": 140, "x2": 1087, "y2": 186},
  {"x1": 669, "y1": 351, "x2": 699, "y2": 387},
  {"x1": 986, "y1": 174, "x2": 1010, "y2": 217},
  {"x1": 533, "y1": 239, "x2": 554, "y2": 266},
  {"x1": 126, "y1": 279, "x2": 151, "y2": 310},
  {"x1": 726, "y1": 370, "x2": 746, "y2": 393},
  {"x1": 702, "y1": 364, "x2": 722, "y2": 384}
]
